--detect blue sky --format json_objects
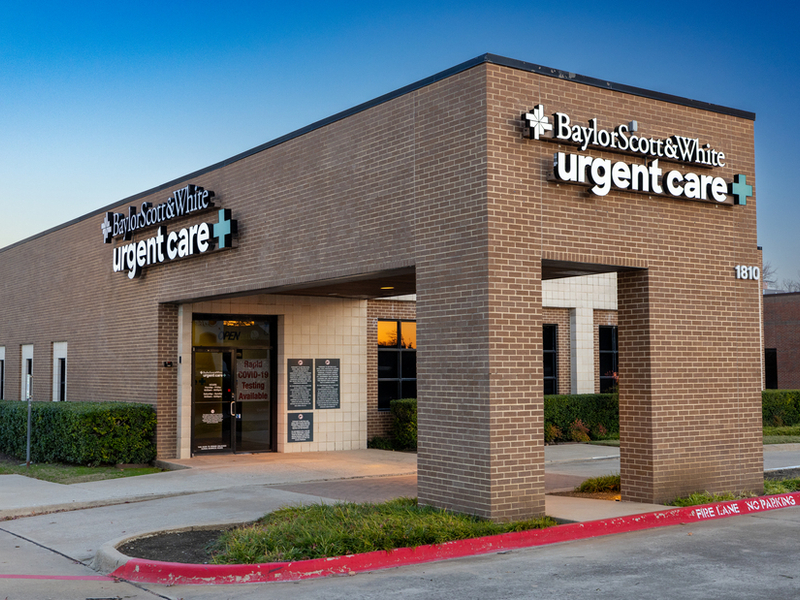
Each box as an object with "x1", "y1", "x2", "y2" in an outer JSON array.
[{"x1": 1, "y1": 1, "x2": 798, "y2": 284}]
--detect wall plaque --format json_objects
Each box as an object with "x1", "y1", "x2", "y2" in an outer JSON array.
[
  {"x1": 288, "y1": 412, "x2": 313, "y2": 443},
  {"x1": 315, "y1": 358, "x2": 340, "y2": 409},
  {"x1": 287, "y1": 358, "x2": 313, "y2": 410}
]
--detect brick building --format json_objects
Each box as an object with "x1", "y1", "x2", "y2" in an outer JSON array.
[
  {"x1": 763, "y1": 292, "x2": 800, "y2": 389},
  {"x1": 0, "y1": 54, "x2": 762, "y2": 520}
]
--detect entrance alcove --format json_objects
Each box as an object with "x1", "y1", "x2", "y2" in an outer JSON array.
[{"x1": 541, "y1": 260, "x2": 645, "y2": 503}]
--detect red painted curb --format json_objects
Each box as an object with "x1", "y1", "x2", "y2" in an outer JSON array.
[{"x1": 111, "y1": 491, "x2": 800, "y2": 586}]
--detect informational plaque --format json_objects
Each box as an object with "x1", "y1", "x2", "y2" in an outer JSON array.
[
  {"x1": 315, "y1": 358, "x2": 340, "y2": 409},
  {"x1": 287, "y1": 359, "x2": 313, "y2": 410},
  {"x1": 288, "y1": 412, "x2": 313, "y2": 443}
]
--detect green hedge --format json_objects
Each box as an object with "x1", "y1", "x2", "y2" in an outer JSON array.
[
  {"x1": 391, "y1": 398, "x2": 417, "y2": 450},
  {"x1": 0, "y1": 401, "x2": 157, "y2": 466},
  {"x1": 544, "y1": 391, "x2": 800, "y2": 439},
  {"x1": 544, "y1": 394, "x2": 619, "y2": 442},
  {"x1": 762, "y1": 390, "x2": 800, "y2": 427}
]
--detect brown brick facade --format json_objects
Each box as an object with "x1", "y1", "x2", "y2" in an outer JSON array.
[
  {"x1": 0, "y1": 55, "x2": 762, "y2": 519},
  {"x1": 763, "y1": 293, "x2": 800, "y2": 389},
  {"x1": 156, "y1": 303, "x2": 179, "y2": 458}
]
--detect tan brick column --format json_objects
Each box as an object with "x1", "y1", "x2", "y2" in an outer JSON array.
[
  {"x1": 156, "y1": 303, "x2": 179, "y2": 459},
  {"x1": 413, "y1": 65, "x2": 545, "y2": 521},
  {"x1": 618, "y1": 269, "x2": 764, "y2": 503},
  {"x1": 617, "y1": 270, "x2": 656, "y2": 501}
]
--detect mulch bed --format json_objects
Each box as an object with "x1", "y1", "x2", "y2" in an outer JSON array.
[{"x1": 118, "y1": 528, "x2": 233, "y2": 564}]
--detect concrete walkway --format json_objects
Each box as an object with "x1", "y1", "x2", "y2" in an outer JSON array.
[
  {"x1": 0, "y1": 445, "x2": 648, "y2": 524},
  {"x1": 3, "y1": 444, "x2": 797, "y2": 525}
]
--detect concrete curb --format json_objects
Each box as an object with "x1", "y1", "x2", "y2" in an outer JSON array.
[
  {"x1": 103, "y1": 491, "x2": 800, "y2": 586},
  {"x1": 0, "y1": 493, "x2": 186, "y2": 521},
  {"x1": 92, "y1": 524, "x2": 243, "y2": 575}
]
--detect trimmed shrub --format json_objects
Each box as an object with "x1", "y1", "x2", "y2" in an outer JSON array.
[
  {"x1": 367, "y1": 436, "x2": 395, "y2": 450},
  {"x1": 568, "y1": 419, "x2": 591, "y2": 442},
  {"x1": 762, "y1": 390, "x2": 800, "y2": 427},
  {"x1": 544, "y1": 393, "x2": 619, "y2": 442},
  {"x1": 391, "y1": 398, "x2": 417, "y2": 450},
  {"x1": 544, "y1": 423, "x2": 562, "y2": 444},
  {"x1": 0, "y1": 401, "x2": 157, "y2": 466}
]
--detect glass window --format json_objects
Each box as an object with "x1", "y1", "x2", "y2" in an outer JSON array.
[
  {"x1": 21, "y1": 344, "x2": 33, "y2": 400},
  {"x1": 52, "y1": 342, "x2": 68, "y2": 402},
  {"x1": 58, "y1": 358, "x2": 67, "y2": 402},
  {"x1": 377, "y1": 320, "x2": 417, "y2": 411},
  {"x1": 543, "y1": 324, "x2": 557, "y2": 395},
  {"x1": 378, "y1": 321, "x2": 399, "y2": 347},
  {"x1": 378, "y1": 351, "x2": 399, "y2": 379},
  {"x1": 765, "y1": 348, "x2": 778, "y2": 389},
  {"x1": 400, "y1": 322, "x2": 416, "y2": 349},
  {"x1": 599, "y1": 325, "x2": 618, "y2": 393},
  {"x1": 192, "y1": 318, "x2": 272, "y2": 348}
]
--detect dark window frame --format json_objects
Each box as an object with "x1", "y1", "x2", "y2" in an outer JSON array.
[
  {"x1": 543, "y1": 324, "x2": 558, "y2": 395},
  {"x1": 599, "y1": 325, "x2": 618, "y2": 393},
  {"x1": 0, "y1": 359, "x2": 4, "y2": 400},
  {"x1": 58, "y1": 357, "x2": 67, "y2": 402},
  {"x1": 377, "y1": 320, "x2": 416, "y2": 411},
  {"x1": 765, "y1": 348, "x2": 778, "y2": 389}
]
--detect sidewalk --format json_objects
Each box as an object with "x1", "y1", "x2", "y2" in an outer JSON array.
[
  {"x1": 0, "y1": 445, "x2": 640, "y2": 524},
  {"x1": 3, "y1": 444, "x2": 798, "y2": 523},
  {"x1": 0, "y1": 449, "x2": 418, "y2": 520}
]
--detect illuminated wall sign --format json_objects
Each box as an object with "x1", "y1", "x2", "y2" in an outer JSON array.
[
  {"x1": 101, "y1": 184, "x2": 238, "y2": 279},
  {"x1": 101, "y1": 184, "x2": 215, "y2": 244},
  {"x1": 522, "y1": 105, "x2": 753, "y2": 206}
]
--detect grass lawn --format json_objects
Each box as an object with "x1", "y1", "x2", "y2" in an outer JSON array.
[
  {"x1": 0, "y1": 454, "x2": 162, "y2": 484},
  {"x1": 668, "y1": 476, "x2": 800, "y2": 507},
  {"x1": 211, "y1": 498, "x2": 557, "y2": 564}
]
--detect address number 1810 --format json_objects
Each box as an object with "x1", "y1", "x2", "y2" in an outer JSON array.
[{"x1": 735, "y1": 265, "x2": 760, "y2": 280}]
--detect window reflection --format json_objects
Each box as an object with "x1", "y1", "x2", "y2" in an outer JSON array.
[
  {"x1": 378, "y1": 321, "x2": 398, "y2": 347},
  {"x1": 400, "y1": 322, "x2": 416, "y2": 349},
  {"x1": 377, "y1": 320, "x2": 416, "y2": 410}
]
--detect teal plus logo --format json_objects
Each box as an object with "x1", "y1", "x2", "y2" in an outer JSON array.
[
  {"x1": 730, "y1": 174, "x2": 753, "y2": 205},
  {"x1": 214, "y1": 209, "x2": 238, "y2": 249}
]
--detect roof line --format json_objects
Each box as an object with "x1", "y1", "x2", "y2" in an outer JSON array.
[
  {"x1": 1, "y1": 53, "x2": 755, "y2": 254},
  {"x1": 483, "y1": 54, "x2": 755, "y2": 121}
]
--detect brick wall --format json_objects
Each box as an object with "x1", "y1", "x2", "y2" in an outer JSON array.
[
  {"x1": 764, "y1": 293, "x2": 800, "y2": 389},
  {"x1": 156, "y1": 304, "x2": 179, "y2": 458},
  {"x1": 486, "y1": 62, "x2": 762, "y2": 505}
]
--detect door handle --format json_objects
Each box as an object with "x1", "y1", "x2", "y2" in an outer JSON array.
[{"x1": 230, "y1": 401, "x2": 236, "y2": 416}]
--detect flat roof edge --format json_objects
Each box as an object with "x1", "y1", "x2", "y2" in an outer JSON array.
[
  {"x1": 483, "y1": 54, "x2": 756, "y2": 122},
  {"x1": 0, "y1": 53, "x2": 755, "y2": 254}
]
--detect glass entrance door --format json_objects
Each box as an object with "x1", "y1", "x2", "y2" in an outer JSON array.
[
  {"x1": 233, "y1": 349, "x2": 272, "y2": 452},
  {"x1": 192, "y1": 350, "x2": 233, "y2": 453},
  {"x1": 191, "y1": 315, "x2": 277, "y2": 454}
]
